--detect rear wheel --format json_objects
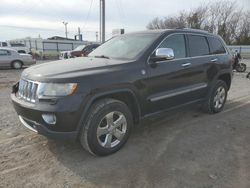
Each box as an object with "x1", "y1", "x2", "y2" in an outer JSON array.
[
  {"x1": 12, "y1": 61, "x2": 23, "y2": 69},
  {"x1": 236, "y1": 63, "x2": 246, "y2": 72},
  {"x1": 80, "y1": 98, "x2": 133, "y2": 156},
  {"x1": 247, "y1": 72, "x2": 250, "y2": 78},
  {"x1": 203, "y1": 80, "x2": 228, "y2": 114}
]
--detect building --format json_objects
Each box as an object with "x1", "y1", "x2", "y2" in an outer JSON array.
[{"x1": 8, "y1": 36, "x2": 98, "y2": 59}]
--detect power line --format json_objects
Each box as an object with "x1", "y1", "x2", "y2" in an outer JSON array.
[
  {"x1": 83, "y1": 0, "x2": 94, "y2": 28},
  {"x1": 113, "y1": 0, "x2": 125, "y2": 27},
  {"x1": 0, "y1": 25, "x2": 109, "y2": 35}
]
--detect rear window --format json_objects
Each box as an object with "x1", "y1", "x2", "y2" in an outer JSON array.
[
  {"x1": 208, "y1": 37, "x2": 226, "y2": 54},
  {"x1": 10, "y1": 43, "x2": 25, "y2": 47},
  {"x1": 188, "y1": 35, "x2": 209, "y2": 57}
]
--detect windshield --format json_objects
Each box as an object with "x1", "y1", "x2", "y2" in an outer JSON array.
[
  {"x1": 74, "y1": 45, "x2": 86, "y2": 51},
  {"x1": 89, "y1": 34, "x2": 159, "y2": 60}
]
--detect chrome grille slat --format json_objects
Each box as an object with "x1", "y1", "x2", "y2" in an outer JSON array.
[{"x1": 18, "y1": 79, "x2": 38, "y2": 103}]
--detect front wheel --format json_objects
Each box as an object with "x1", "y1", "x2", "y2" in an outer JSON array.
[
  {"x1": 203, "y1": 80, "x2": 228, "y2": 114},
  {"x1": 80, "y1": 98, "x2": 133, "y2": 156}
]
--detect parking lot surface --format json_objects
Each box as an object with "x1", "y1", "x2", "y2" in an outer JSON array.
[{"x1": 0, "y1": 60, "x2": 250, "y2": 188}]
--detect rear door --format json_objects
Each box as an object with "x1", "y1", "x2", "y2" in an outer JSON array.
[
  {"x1": 0, "y1": 49, "x2": 11, "y2": 67},
  {"x1": 207, "y1": 36, "x2": 229, "y2": 67},
  {"x1": 186, "y1": 34, "x2": 213, "y2": 91},
  {"x1": 145, "y1": 34, "x2": 207, "y2": 114}
]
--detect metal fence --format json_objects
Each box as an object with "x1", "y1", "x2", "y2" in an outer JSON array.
[
  {"x1": 9, "y1": 38, "x2": 98, "y2": 59},
  {"x1": 21, "y1": 39, "x2": 90, "y2": 52},
  {"x1": 228, "y1": 45, "x2": 250, "y2": 59}
]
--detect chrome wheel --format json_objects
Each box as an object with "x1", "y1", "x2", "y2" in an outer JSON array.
[
  {"x1": 97, "y1": 111, "x2": 127, "y2": 148},
  {"x1": 213, "y1": 86, "x2": 226, "y2": 109},
  {"x1": 13, "y1": 61, "x2": 22, "y2": 69}
]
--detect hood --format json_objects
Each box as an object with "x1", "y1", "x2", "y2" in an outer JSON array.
[{"x1": 22, "y1": 57, "x2": 130, "y2": 81}]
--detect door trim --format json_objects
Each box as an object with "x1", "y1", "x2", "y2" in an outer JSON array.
[{"x1": 148, "y1": 83, "x2": 208, "y2": 102}]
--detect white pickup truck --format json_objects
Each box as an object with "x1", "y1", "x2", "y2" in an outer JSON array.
[{"x1": 0, "y1": 41, "x2": 30, "y2": 54}]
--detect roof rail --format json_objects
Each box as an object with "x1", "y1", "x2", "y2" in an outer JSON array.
[{"x1": 176, "y1": 27, "x2": 209, "y2": 33}]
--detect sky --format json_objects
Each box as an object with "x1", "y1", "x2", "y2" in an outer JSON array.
[{"x1": 0, "y1": 0, "x2": 249, "y2": 41}]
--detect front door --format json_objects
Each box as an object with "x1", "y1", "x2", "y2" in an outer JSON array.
[{"x1": 145, "y1": 34, "x2": 207, "y2": 114}]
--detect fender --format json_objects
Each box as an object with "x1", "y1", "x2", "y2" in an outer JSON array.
[
  {"x1": 209, "y1": 69, "x2": 232, "y2": 91},
  {"x1": 75, "y1": 88, "x2": 141, "y2": 134}
]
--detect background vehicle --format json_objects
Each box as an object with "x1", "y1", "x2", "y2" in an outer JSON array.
[
  {"x1": 70, "y1": 44, "x2": 100, "y2": 57},
  {"x1": 59, "y1": 44, "x2": 100, "y2": 59},
  {"x1": 0, "y1": 41, "x2": 30, "y2": 54},
  {"x1": 233, "y1": 51, "x2": 246, "y2": 72},
  {"x1": 11, "y1": 29, "x2": 232, "y2": 156},
  {"x1": 59, "y1": 50, "x2": 71, "y2": 60},
  {"x1": 0, "y1": 47, "x2": 35, "y2": 69},
  {"x1": 233, "y1": 60, "x2": 247, "y2": 72}
]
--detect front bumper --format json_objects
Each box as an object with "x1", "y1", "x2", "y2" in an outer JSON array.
[
  {"x1": 18, "y1": 115, "x2": 77, "y2": 140},
  {"x1": 11, "y1": 93, "x2": 80, "y2": 140}
]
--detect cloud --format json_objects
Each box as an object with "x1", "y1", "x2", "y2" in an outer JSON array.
[{"x1": 0, "y1": 0, "x2": 248, "y2": 41}]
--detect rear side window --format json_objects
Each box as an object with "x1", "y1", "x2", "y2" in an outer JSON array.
[
  {"x1": 208, "y1": 37, "x2": 226, "y2": 54},
  {"x1": 188, "y1": 35, "x2": 209, "y2": 57},
  {"x1": 159, "y1": 34, "x2": 186, "y2": 59},
  {"x1": 0, "y1": 50, "x2": 10, "y2": 56}
]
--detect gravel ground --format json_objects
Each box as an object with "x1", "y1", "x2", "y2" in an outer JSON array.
[{"x1": 0, "y1": 60, "x2": 250, "y2": 188}]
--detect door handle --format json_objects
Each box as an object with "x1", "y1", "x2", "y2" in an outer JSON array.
[
  {"x1": 182, "y1": 63, "x2": 191, "y2": 67},
  {"x1": 211, "y1": 58, "x2": 218, "y2": 62}
]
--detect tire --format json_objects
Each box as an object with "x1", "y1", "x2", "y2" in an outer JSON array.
[
  {"x1": 202, "y1": 80, "x2": 228, "y2": 114},
  {"x1": 236, "y1": 63, "x2": 246, "y2": 72},
  {"x1": 12, "y1": 61, "x2": 23, "y2": 69},
  {"x1": 247, "y1": 72, "x2": 250, "y2": 78},
  {"x1": 80, "y1": 98, "x2": 133, "y2": 156}
]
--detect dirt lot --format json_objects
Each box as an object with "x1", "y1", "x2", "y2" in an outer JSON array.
[{"x1": 0, "y1": 60, "x2": 250, "y2": 188}]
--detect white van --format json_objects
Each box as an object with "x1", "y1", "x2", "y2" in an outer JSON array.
[{"x1": 0, "y1": 41, "x2": 30, "y2": 54}]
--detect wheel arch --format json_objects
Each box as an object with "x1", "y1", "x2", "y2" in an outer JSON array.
[
  {"x1": 217, "y1": 73, "x2": 231, "y2": 90},
  {"x1": 11, "y1": 59, "x2": 23, "y2": 67},
  {"x1": 76, "y1": 89, "x2": 141, "y2": 134}
]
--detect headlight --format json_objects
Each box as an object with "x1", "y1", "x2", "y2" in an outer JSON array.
[{"x1": 38, "y1": 83, "x2": 77, "y2": 98}]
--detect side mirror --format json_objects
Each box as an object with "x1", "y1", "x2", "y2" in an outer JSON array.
[{"x1": 155, "y1": 48, "x2": 174, "y2": 60}]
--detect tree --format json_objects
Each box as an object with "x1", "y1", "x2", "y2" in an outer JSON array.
[{"x1": 146, "y1": 0, "x2": 250, "y2": 45}]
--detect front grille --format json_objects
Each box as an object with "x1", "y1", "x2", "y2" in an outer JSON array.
[{"x1": 18, "y1": 79, "x2": 38, "y2": 103}]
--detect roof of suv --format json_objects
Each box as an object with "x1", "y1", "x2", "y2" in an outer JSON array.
[{"x1": 129, "y1": 28, "x2": 215, "y2": 37}]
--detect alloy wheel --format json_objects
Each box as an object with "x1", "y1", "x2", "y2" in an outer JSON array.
[
  {"x1": 97, "y1": 111, "x2": 127, "y2": 148},
  {"x1": 213, "y1": 86, "x2": 226, "y2": 109}
]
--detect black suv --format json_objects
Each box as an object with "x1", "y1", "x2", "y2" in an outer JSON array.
[{"x1": 11, "y1": 29, "x2": 233, "y2": 156}]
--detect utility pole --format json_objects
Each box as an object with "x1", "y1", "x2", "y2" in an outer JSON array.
[
  {"x1": 96, "y1": 32, "x2": 99, "y2": 42},
  {"x1": 99, "y1": 1, "x2": 102, "y2": 43},
  {"x1": 100, "y1": 0, "x2": 105, "y2": 43},
  {"x1": 78, "y1": 27, "x2": 82, "y2": 41},
  {"x1": 62, "y1": 21, "x2": 68, "y2": 39}
]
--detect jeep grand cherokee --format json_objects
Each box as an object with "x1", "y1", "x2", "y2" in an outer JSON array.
[{"x1": 11, "y1": 29, "x2": 233, "y2": 156}]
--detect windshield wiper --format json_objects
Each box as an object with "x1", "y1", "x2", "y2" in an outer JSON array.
[{"x1": 94, "y1": 55, "x2": 110, "y2": 59}]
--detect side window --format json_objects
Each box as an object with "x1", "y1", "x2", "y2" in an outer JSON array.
[
  {"x1": 0, "y1": 50, "x2": 10, "y2": 56},
  {"x1": 158, "y1": 34, "x2": 186, "y2": 59},
  {"x1": 83, "y1": 46, "x2": 92, "y2": 53},
  {"x1": 2, "y1": 42, "x2": 8, "y2": 47},
  {"x1": 188, "y1": 35, "x2": 209, "y2": 57},
  {"x1": 208, "y1": 37, "x2": 226, "y2": 54}
]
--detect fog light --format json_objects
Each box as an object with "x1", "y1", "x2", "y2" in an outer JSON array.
[{"x1": 42, "y1": 114, "x2": 56, "y2": 125}]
